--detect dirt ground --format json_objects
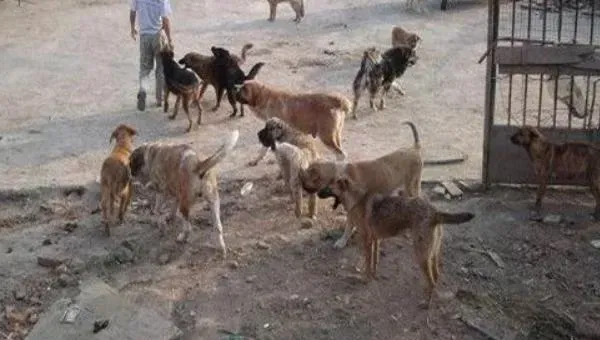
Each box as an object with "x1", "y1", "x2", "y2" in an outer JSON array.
[{"x1": 1, "y1": 0, "x2": 600, "y2": 339}]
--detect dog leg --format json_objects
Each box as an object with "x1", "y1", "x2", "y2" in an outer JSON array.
[
  {"x1": 308, "y1": 193, "x2": 317, "y2": 219},
  {"x1": 100, "y1": 188, "x2": 111, "y2": 236},
  {"x1": 373, "y1": 238, "x2": 381, "y2": 277},
  {"x1": 176, "y1": 203, "x2": 192, "y2": 243},
  {"x1": 590, "y1": 175, "x2": 600, "y2": 220},
  {"x1": 197, "y1": 82, "x2": 209, "y2": 102},
  {"x1": 291, "y1": 182, "x2": 303, "y2": 218},
  {"x1": 168, "y1": 96, "x2": 180, "y2": 120},
  {"x1": 163, "y1": 89, "x2": 170, "y2": 113},
  {"x1": 268, "y1": 1, "x2": 277, "y2": 21},
  {"x1": 195, "y1": 97, "x2": 203, "y2": 125},
  {"x1": 182, "y1": 95, "x2": 193, "y2": 133},
  {"x1": 248, "y1": 146, "x2": 269, "y2": 167},
  {"x1": 226, "y1": 89, "x2": 238, "y2": 118},
  {"x1": 207, "y1": 187, "x2": 227, "y2": 258},
  {"x1": 391, "y1": 80, "x2": 406, "y2": 95},
  {"x1": 212, "y1": 87, "x2": 225, "y2": 112},
  {"x1": 118, "y1": 185, "x2": 133, "y2": 223},
  {"x1": 151, "y1": 192, "x2": 164, "y2": 215},
  {"x1": 351, "y1": 94, "x2": 360, "y2": 119},
  {"x1": 531, "y1": 168, "x2": 549, "y2": 220}
]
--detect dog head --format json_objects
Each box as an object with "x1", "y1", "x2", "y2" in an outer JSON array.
[
  {"x1": 257, "y1": 118, "x2": 287, "y2": 151},
  {"x1": 510, "y1": 126, "x2": 543, "y2": 147},
  {"x1": 160, "y1": 49, "x2": 176, "y2": 62},
  {"x1": 211, "y1": 46, "x2": 232, "y2": 61},
  {"x1": 177, "y1": 53, "x2": 192, "y2": 67},
  {"x1": 406, "y1": 34, "x2": 421, "y2": 50},
  {"x1": 299, "y1": 161, "x2": 340, "y2": 194},
  {"x1": 129, "y1": 145, "x2": 148, "y2": 178},
  {"x1": 407, "y1": 48, "x2": 418, "y2": 66},
  {"x1": 109, "y1": 124, "x2": 137, "y2": 145},
  {"x1": 327, "y1": 176, "x2": 367, "y2": 211},
  {"x1": 235, "y1": 80, "x2": 262, "y2": 106}
]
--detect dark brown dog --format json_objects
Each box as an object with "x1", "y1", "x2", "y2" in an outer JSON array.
[
  {"x1": 391, "y1": 26, "x2": 421, "y2": 49},
  {"x1": 328, "y1": 177, "x2": 474, "y2": 308},
  {"x1": 100, "y1": 124, "x2": 138, "y2": 236},
  {"x1": 178, "y1": 43, "x2": 253, "y2": 112},
  {"x1": 510, "y1": 125, "x2": 600, "y2": 220}
]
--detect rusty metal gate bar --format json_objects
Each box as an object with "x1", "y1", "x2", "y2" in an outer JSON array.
[{"x1": 483, "y1": 0, "x2": 600, "y2": 187}]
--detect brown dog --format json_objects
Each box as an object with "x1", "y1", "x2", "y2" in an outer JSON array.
[
  {"x1": 510, "y1": 126, "x2": 600, "y2": 220},
  {"x1": 327, "y1": 177, "x2": 474, "y2": 307},
  {"x1": 300, "y1": 121, "x2": 423, "y2": 248},
  {"x1": 266, "y1": 0, "x2": 305, "y2": 22},
  {"x1": 129, "y1": 130, "x2": 239, "y2": 256},
  {"x1": 253, "y1": 117, "x2": 320, "y2": 218},
  {"x1": 178, "y1": 43, "x2": 253, "y2": 112},
  {"x1": 391, "y1": 26, "x2": 421, "y2": 49},
  {"x1": 100, "y1": 124, "x2": 138, "y2": 236},
  {"x1": 236, "y1": 79, "x2": 350, "y2": 161}
]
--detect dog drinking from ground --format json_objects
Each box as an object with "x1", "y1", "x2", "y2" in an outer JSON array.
[
  {"x1": 160, "y1": 49, "x2": 203, "y2": 132},
  {"x1": 237, "y1": 79, "x2": 350, "y2": 161},
  {"x1": 178, "y1": 44, "x2": 254, "y2": 113},
  {"x1": 255, "y1": 117, "x2": 320, "y2": 218},
  {"x1": 266, "y1": 0, "x2": 305, "y2": 22},
  {"x1": 351, "y1": 45, "x2": 418, "y2": 119},
  {"x1": 510, "y1": 125, "x2": 600, "y2": 220},
  {"x1": 300, "y1": 121, "x2": 423, "y2": 248},
  {"x1": 129, "y1": 130, "x2": 239, "y2": 257},
  {"x1": 100, "y1": 124, "x2": 138, "y2": 236},
  {"x1": 211, "y1": 46, "x2": 265, "y2": 118},
  {"x1": 327, "y1": 176, "x2": 474, "y2": 308}
]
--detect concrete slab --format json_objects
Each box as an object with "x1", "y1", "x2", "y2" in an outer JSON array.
[{"x1": 26, "y1": 278, "x2": 182, "y2": 340}]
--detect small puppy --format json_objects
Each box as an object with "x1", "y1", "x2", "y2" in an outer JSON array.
[
  {"x1": 178, "y1": 43, "x2": 254, "y2": 112},
  {"x1": 328, "y1": 177, "x2": 474, "y2": 307},
  {"x1": 510, "y1": 126, "x2": 600, "y2": 220},
  {"x1": 160, "y1": 49, "x2": 203, "y2": 132},
  {"x1": 254, "y1": 117, "x2": 320, "y2": 218},
  {"x1": 266, "y1": 0, "x2": 305, "y2": 22},
  {"x1": 351, "y1": 46, "x2": 418, "y2": 118},
  {"x1": 236, "y1": 79, "x2": 351, "y2": 160},
  {"x1": 100, "y1": 124, "x2": 138, "y2": 236},
  {"x1": 129, "y1": 130, "x2": 239, "y2": 256},
  {"x1": 211, "y1": 46, "x2": 265, "y2": 118},
  {"x1": 300, "y1": 121, "x2": 423, "y2": 248}
]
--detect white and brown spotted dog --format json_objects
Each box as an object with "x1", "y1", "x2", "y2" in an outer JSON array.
[
  {"x1": 129, "y1": 130, "x2": 239, "y2": 257},
  {"x1": 253, "y1": 117, "x2": 320, "y2": 218}
]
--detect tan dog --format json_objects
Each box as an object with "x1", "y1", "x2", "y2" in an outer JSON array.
[
  {"x1": 129, "y1": 130, "x2": 239, "y2": 256},
  {"x1": 266, "y1": 0, "x2": 305, "y2": 22},
  {"x1": 253, "y1": 117, "x2": 320, "y2": 218},
  {"x1": 237, "y1": 79, "x2": 350, "y2": 161},
  {"x1": 510, "y1": 126, "x2": 600, "y2": 220},
  {"x1": 300, "y1": 121, "x2": 423, "y2": 248},
  {"x1": 327, "y1": 177, "x2": 474, "y2": 307},
  {"x1": 100, "y1": 124, "x2": 138, "y2": 236}
]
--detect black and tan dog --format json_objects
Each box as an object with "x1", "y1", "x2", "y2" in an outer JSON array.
[
  {"x1": 236, "y1": 79, "x2": 351, "y2": 160},
  {"x1": 351, "y1": 45, "x2": 418, "y2": 119},
  {"x1": 300, "y1": 121, "x2": 423, "y2": 248},
  {"x1": 510, "y1": 125, "x2": 600, "y2": 220},
  {"x1": 160, "y1": 49, "x2": 203, "y2": 132},
  {"x1": 100, "y1": 124, "x2": 138, "y2": 236},
  {"x1": 253, "y1": 117, "x2": 320, "y2": 218},
  {"x1": 178, "y1": 43, "x2": 254, "y2": 112},
  {"x1": 129, "y1": 130, "x2": 239, "y2": 256},
  {"x1": 266, "y1": 0, "x2": 305, "y2": 22},
  {"x1": 211, "y1": 46, "x2": 265, "y2": 118},
  {"x1": 327, "y1": 177, "x2": 474, "y2": 308}
]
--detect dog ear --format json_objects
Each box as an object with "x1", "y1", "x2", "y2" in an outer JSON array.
[
  {"x1": 124, "y1": 125, "x2": 137, "y2": 137},
  {"x1": 109, "y1": 131, "x2": 116, "y2": 145}
]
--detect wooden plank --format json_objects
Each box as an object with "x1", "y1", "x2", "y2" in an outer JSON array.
[
  {"x1": 498, "y1": 64, "x2": 600, "y2": 76},
  {"x1": 487, "y1": 125, "x2": 598, "y2": 185},
  {"x1": 495, "y1": 45, "x2": 595, "y2": 65}
]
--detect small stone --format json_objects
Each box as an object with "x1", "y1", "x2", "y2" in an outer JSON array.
[
  {"x1": 300, "y1": 218, "x2": 314, "y2": 229},
  {"x1": 441, "y1": 181, "x2": 463, "y2": 197},
  {"x1": 6, "y1": 247, "x2": 13, "y2": 254},
  {"x1": 590, "y1": 240, "x2": 600, "y2": 249},
  {"x1": 245, "y1": 275, "x2": 256, "y2": 283},
  {"x1": 228, "y1": 260, "x2": 240, "y2": 269},
  {"x1": 256, "y1": 241, "x2": 270, "y2": 250},
  {"x1": 444, "y1": 193, "x2": 452, "y2": 200},
  {"x1": 290, "y1": 294, "x2": 300, "y2": 300},
  {"x1": 69, "y1": 258, "x2": 86, "y2": 274},
  {"x1": 63, "y1": 222, "x2": 78, "y2": 233},
  {"x1": 432, "y1": 185, "x2": 446, "y2": 196},
  {"x1": 13, "y1": 287, "x2": 26, "y2": 301},
  {"x1": 543, "y1": 214, "x2": 563, "y2": 224},
  {"x1": 28, "y1": 313, "x2": 39, "y2": 324},
  {"x1": 121, "y1": 240, "x2": 135, "y2": 252},
  {"x1": 56, "y1": 263, "x2": 69, "y2": 274},
  {"x1": 277, "y1": 235, "x2": 290, "y2": 243},
  {"x1": 158, "y1": 253, "x2": 170, "y2": 265},
  {"x1": 37, "y1": 253, "x2": 66, "y2": 268},
  {"x1": 28, "y1": 296, "x2": 41, "y2": 305},
  {"x1": 42, "y1": 238, "x2": 52, "y2": 246}
]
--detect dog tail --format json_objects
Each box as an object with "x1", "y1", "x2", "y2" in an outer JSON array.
[
  {"x1": 246, "y1": 62, "x2": 265, "y2": 80},
  {"x1": 435, "y1": 211, "x2": 475, "y2": 225},
  {"x1": 194, "y1": 130, "x2": 240, "y2": 175},
  {"x1": 402, "y1": 121, "x2": 420, "y2": 148},
  {"x1": 240, "y1": 43, "x2": 254, "y2": 62}
]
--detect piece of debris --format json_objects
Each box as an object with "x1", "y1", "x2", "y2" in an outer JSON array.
[
  {"x1": 63, "y1": 222, "x2": 79, "y2": 233},
  {"x1": 42, "y1": 238, "x2": 52, "y2": 246},
  {"x1": 240, "y1": 182, "x2": 254, "y2": 196},
  {"x1": 57, "y1": 274, "x2": 78, "y2": 288},
  {"x1": 56, "y1": 263, "x2": 69, "y2": 274},
  {"x1": 61, "y1": 305, "x2": 81, "y2": 324},
  {"x1": 93, "y1": 319, "x2": 110, "y2": 333},
  {"x1": 444, "y1": 193, "x2": 452, "y2": 200},
  {"x1": 158, "y1": 253, "x2": 170, "y2": 265},
  {"x1": 590, "y1": 240, "x2": 600, "y2": 249},
  {"x1": 6, "y1": 247, "x2": 13, "y2": 254},
  {"x1": 540, "y1": 294, "x2": 553, "y2": 302},
  {"x1": 228, "y1": 260, "x2": 240, "y2": 269},
  {"x1": 28, "y1": 313, "x2": 39, "y2": 324},
  {"x1": 543, "y1": 214, "x2": 563, "y2": 224},
  {"x1": 13, "y1": 287, "x2": 27, "y2": 301},
  {"x1": 69, "y1": 258, "x2": 86, "y2": 274},
  {"x1": 457, "y1": 180, "x2": 484, "y2": 192},
  {"x1": 441, "y1": 181, "x2": 463, "y2": 198},
  {"x1": 256, "y1": 241, "x2": 270, "y2": 250},
  {"x1": 37, "y1": 253, "x2": 66, "y2": 268},
  {"x1": 300, "y1": 218, "x2": 314, "y2": 229},
  {"x1": 432, "y1": 185, "x2": 446, "y2": 196},
  {"x1": 460, "y1": 315, "x2": 503, "y2": 340},
  {"x1": 245, "y1": 275, "x2": 256, "y2": 283},
  {"x1": 323, "y1": 49, "x2": 337, "y2": 56},
  {"x1": 461, "y1": 246, "x2": 505, "y2": 268}
]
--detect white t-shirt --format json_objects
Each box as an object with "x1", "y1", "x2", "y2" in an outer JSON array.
[{"x1": 130, "y1": 0, "x2": 172, "y2": 35}]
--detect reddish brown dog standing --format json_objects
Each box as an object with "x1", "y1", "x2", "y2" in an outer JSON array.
[
  {"x1": 100, "y1": 124, "x2": 138, "y2": 236},
  {"x1": 510, "y1": 125, "x2": 600, "y2": 220}
]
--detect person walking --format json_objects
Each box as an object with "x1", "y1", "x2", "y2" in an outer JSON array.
[{"x1": 130, "y1": 0, "x2": 173, "y2": 111}]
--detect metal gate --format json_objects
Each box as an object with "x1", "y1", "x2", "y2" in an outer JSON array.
[{"x1": 482, "y1": 0, "x2": 600, "y2": 187}]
